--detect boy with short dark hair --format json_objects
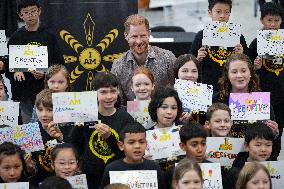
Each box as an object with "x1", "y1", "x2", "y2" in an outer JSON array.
[
  {"x1": 224, "y1": 122, "x2": 274, "y2": 189},
  {"x1": 179, "y1": 121, "x2": 209, "y2": 163},
  {"x1": 99, "y1": 122, "x2": 164, "y2": 189},
  {"x1": 205, "y1": 103, "x2": 232, "y2": 137},
  {"x1": 190, "y1": 0, "x2": 248, "y2": 92},
  {"x1": 248, "y1": 1, "x2": 284, "y2": 161},
  {"x1": 28, "y1": 89, "x2": 64, "y2": 187},
  {"x1": 165, "y1": 121, "x2": 209, "y2": 189},
  {"x1": 5, "y1": 0, "x2": 63, "y2": 124}
]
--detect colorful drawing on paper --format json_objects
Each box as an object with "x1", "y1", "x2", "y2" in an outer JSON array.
[
  {"x1": 0, "y1": 101, "x2": 19, "y2": 127},
  {"x1": 174, "y1": 79, "x2": 213, "y2": 112},
  {"x1": 202, "y1": 21, "x2": 241, "y2": 47},
  {"x1": 127, "y1": 100, "x2": 154, "y2": 129},
  {"x1": 199, "y1": 163, "x2": 223, "y2": 189},
  {"x1": 110, "y1": 170, "x2": 158, "y2": 189},
  {"x1": 206, "y1": 137, "x2": 245, "y2": 166},
  {"x1": 146, "y1": 125, "x2": 185, "y2": 160},
  {"x1": 0, "y1": 122, "x2": 44, "y2": 153},
  {"x1": 52, "y1": 91, "x2": 98, "y2": 123},
  {"x1": 229, "y1": 92, "x2": 270, "y2": 121},
  {"x1": 9, "y1": 45, "x2": 48, "y2": 72}
]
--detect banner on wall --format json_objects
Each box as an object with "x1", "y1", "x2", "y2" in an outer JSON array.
[{"x1": 41, "y1": 0, "x2": 137, "y2": 91}]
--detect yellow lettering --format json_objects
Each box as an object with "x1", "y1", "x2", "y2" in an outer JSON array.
[
  {"x1": 70, "y1": 93, "x2": 81, "y2": 105},
  {"x1": 272, "y1": 33, "x2": 281, "y2": 41},
  {"x1": 24, "y1": 46, "x2": 35, "y2": 56},
  {"x1": 188, "y1": 87, "x2": 199, "y2": 95},
  {"x1": 0, "y1": 107, "x2": 4, "y2": 112},
  {"x1": 159, "y1": 134, "x2": 171, "y2": 141},
  {"x1": 267, "y1": 162, "x2": 276, "y2": 175},
  {"x1": 219, "y1": 138, "x2": 233, "y2": 150},
  {"x1": 143, "y1": 107, "x2": 148, "y2": 113},
  {"x1": 217, "y1": 23, "x2": 228, "y2": 33}
]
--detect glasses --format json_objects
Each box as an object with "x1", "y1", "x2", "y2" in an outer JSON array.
[
  {"x1": 21, "y1": 9, "x2": 39, "y2": 17},
  {"x1": 54, "y1": 160, "x2": 78, "y2": 167}
]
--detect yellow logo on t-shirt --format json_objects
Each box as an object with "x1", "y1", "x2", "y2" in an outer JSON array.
[{"x1": 89, "y1": 128, "x2": 119, "y2": 163}]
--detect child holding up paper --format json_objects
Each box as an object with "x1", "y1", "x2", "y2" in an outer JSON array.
[
  {"x1": 174, "y1": 54, "x2": 206, "y2": 124},
  {"x1": 5, "y1": 0, "x2": 63, "y2": 124},
  {"x1": 31, "y1": 64, "x2": 70, "y2": 123},
  {"x1": 236, "y1": 162, "x2": 271, "y2": 189},
  {"x1": 248, "y1": 1, "x2": 284, "y2": 166},
  {"x1": 26, "y1": 89, "x2": 64, "y2": 187},
  {"x1": 147, "y1": 86, "x2": 184, "y2": 171},
  {"x1": 51, "y1": 143, "x2": 79, "y2": 179},
  {"x1": 99, "y1": 122, "x2": 164, "y2": 189},
  {"x1": 172, "y1": 159, "x2": 203, "y2": 189},
  {"x1": 70, "y1": 72, "x2": 134, "y2": 189},
  {"x1": 224, "y1": 123, "x2": 274, "y2": 189},
  {"x1": 205, "y1": 103, "x2": 232, "y2": 137},
  {"x1": 0, "y1": 142, "x2": 28, "y2": 183},
  {"x1": 213, "y1": 53, "x2": 279, "y2": 159},
  {"x1": 190, "y1": 0, "x2": 247, "y2": 92}
]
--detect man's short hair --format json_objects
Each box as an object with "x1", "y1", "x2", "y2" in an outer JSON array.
[{"x1": 124, "y1": 14, "x2": 150, "y2": 34}]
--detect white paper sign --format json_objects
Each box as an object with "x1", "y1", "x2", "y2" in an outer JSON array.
[
  {"x1": 257, "y1": 30, "x2": 284, "y2": 56},
  {"x1": 110, "y1": 170, "x2": 158, "y2": 189},
  {"x1": 0, "y1": 30, "x2": 8, "y2": 56},
  {"x1": 146, "y1": 125, "x2": 185, "y2": 160},
  {"x1": 67, "y1": 174, "x2": 88, "y2": 189},
  {"x1": 229, "y1": 92, "x2": 270, "y2": 121},
  {"x1": 199, "y1": 163, "x2": 223, "y2": 189},
  {"x1": 206, "y1": 137, "x2": 245, "y2": 166},
  {"x1": 9, "y1": 45, "x2": 48, "y2": 72},
  {"x1": 52, "y1": 91, "x2": 98, "y2": 123},
  {"x1": 202, "y1": 21, "x2": 241, "y2": 47},
  {"x1": 0, "y1": 182, "x2": 29, "y2": 189},
  {"x1": 127, "y1": 100, "x2": 154, "y2": 129},
  {"x1": 259, "y1": 161, "x2": 284, "y2": 189},
  {"x1": 174, "y1": 79, "x2": 213, "y2": 112},
  {"x1": 0, "y1": 101, "x2": 19, "y2": 127}
]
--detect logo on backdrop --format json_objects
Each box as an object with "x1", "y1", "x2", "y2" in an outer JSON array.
[{"x1": 59, "y1": 13, "x2": 123, "y2": 90}]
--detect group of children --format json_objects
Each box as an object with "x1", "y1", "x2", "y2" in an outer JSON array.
[{"x1": 0, "y1": 0, "x2": 283, "y2": 189}]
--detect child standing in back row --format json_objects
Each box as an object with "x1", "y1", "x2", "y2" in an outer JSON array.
[
  {"x1": 190, "y1": 0, "x2": 247, "y2": 92},
  {"x1": 5, "y1": 0, "x2": 63, "y2": 124},
  {"x1": 248, "y1": 2, "x2": 284, "y2": 163}
]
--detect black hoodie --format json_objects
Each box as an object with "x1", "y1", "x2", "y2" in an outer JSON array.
[{"x1": 5, "y1": 25, "x2": 63, "y2": 101}]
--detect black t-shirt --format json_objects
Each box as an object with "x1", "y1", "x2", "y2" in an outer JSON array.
[
  {"x1": 190, "y1": 30, "x2": 248, "y2": 92},
  {"x1": 6, "y1": 25, "x2": 63, "y2": 101},
  {"x1": 99, "y1": 159, "x2": 165, "y2": 189},
  {"x1": 70, "y1": 109, "x2": 135, "y2": 189},
  {"x1": 30, "y1": 122, "x2": 62, "y2": 186}
]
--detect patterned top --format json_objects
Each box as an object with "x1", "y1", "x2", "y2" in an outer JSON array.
[{"x1": 111, "y1": 45, "x2": 176, "y2": 104}]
